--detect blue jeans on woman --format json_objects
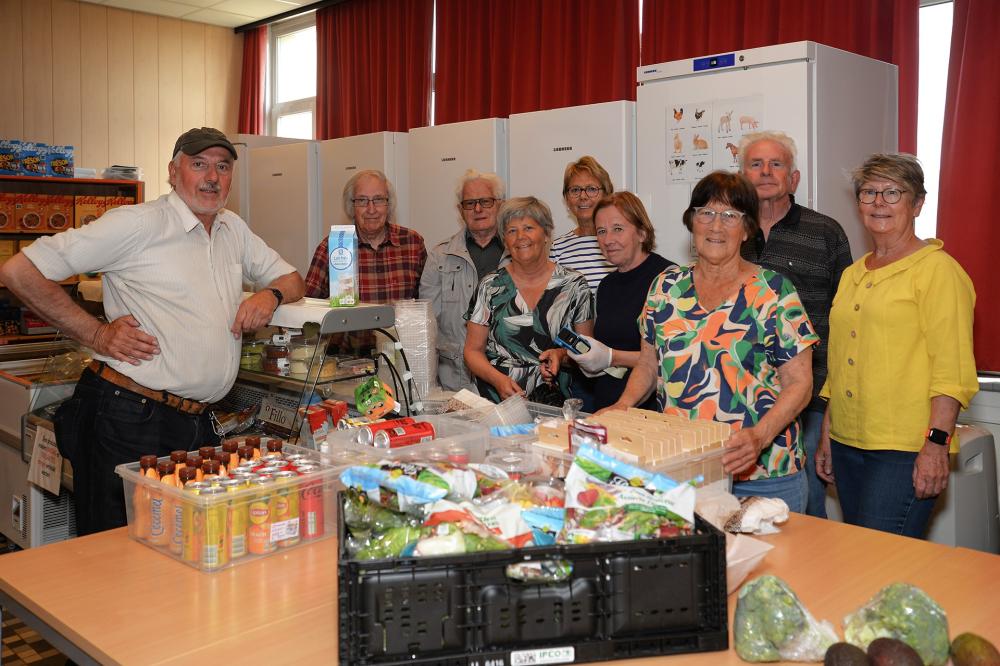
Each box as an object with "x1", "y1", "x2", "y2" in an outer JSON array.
[
  {"x1": 732, "y1": 469, "x2": 808, "y2": 513},
  {"x1": 800, "y1": 408, "x2": 828, "y2": 518},
  {"x1": 830, "y1": 440, "x2": 938, "y2": 538}
]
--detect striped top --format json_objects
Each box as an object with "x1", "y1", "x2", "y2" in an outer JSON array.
[
  {"x1": 549, "y1": 231, "x2": 615, "y2": 292},
  {"x1": 24, "y1": 192, "x2": 296, "y2": 403}
]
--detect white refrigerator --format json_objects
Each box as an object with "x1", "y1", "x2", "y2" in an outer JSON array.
[
  {"x1": 407, "y1": 118, "x2": 509, "y2": 248},
  {"x1": 636, "y1": 41, "x2": 898, "y2": 264},
  {"x1": 247, "y1": 141, "x2": 322, "y2": 278},
  {"x1": 318, "y1": 132, "x2": 409, "y2": 230},
  {"x1": 508, "y1": 101, "x2": 636, "y2": 238},
  {"x1": 228, "y1": 133, "x2": 308, "y2": 222}
]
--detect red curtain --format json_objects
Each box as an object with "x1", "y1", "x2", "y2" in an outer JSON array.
[
  {"x1": 640, "y1": 0, "x2": 919, "y2": 153},
  {"x1": 237, "y1": 26, "x2": 267, "y2": 135},
  {"x1": 937, "y1": 0, "x2": 1000, "y2": 372},
  {"x1": 434, "y1": 0, "x2": 640, "y2": 125},
  {"x1": 316, "y1": 0, "x2": 433, "y2": 140}
]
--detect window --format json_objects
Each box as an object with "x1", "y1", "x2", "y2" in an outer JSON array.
[
  {"x1": 268, "y1": 14, "x2": 317, "y2": 139},
  {"x1": 916, "y1": 0, "x2": 954, "y2": 238}
]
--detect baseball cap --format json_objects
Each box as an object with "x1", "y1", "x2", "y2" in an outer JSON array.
[{"x1": 172, "y1": 127, "x2": 238, "y2": 160}]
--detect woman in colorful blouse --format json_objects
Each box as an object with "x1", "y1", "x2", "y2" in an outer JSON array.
[
  {"x1": 602, "y1": 172, "x2": 817, "y2": 510},
  {"x1": 464, "y1": 196, "x2": 595, "y2": 403},
  {"x1": 816, "y1": 154, "x2": 977, "y2": 538}
]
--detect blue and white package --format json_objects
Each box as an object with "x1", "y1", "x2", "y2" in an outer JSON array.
[
  {"x1": 18, "y1": 141, "x2": 47, "y2": 176},
  {"x1": 0, "y1": 140, "x2": 20, "y2": 175},
  {"x1": 328, "y1": 225, "x2": 358, "y2": 307}
]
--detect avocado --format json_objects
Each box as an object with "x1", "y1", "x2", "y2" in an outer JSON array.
[
  {"x1": 951, "y1": 632, "x2": 1000, "y2": 666},
  {"x1": 867, "y1": 637, "x2": 923, "y2": 666},
  {"x1": 825, "y1": 641, "x2": 871, "y2": 665}
]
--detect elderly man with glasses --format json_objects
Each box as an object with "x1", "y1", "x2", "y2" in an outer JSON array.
[
  {"x1": 305, "y1": 169, "x2": 426, "y2": 304},
  {"x1": 419, "y1": 169, "x2": 507, "y2": 392}
]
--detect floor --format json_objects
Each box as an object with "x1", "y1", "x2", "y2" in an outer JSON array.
[{"x1": 0, "y1": 535, "x2": 67, "y2": 666}]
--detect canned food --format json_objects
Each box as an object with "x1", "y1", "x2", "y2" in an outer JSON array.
[
  {"x1": 356, "y1": 417, "x2": 417, "y2": 446},
  {"x1": 372, "y1": 422, "x2": 436, "y2": 449},
  {"x1": 200, "y1": 486, "x2": 229, "y2": 570},
  {"x1": 297, "y1": 466, "x2": 325, "y2": 540},
  {"x1": 247, "y1": 477, "x2": 277, "y2": 555},
  {"x1": 182, "y1": 481, "x2": 210, "y2": 563},
  {"x1": 338, "y1": 416, "x2": 382, "y2": 431},
  {"x1": 219, "y1": 478, "x2": 248, "y2": 559},
  {"x1": 272, "y1": 471, "x2": 300, "y2": 547}
]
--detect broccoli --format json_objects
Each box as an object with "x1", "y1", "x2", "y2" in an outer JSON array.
[{"x1": 843, "y1": 583, "x2": 949, "y2": 666}]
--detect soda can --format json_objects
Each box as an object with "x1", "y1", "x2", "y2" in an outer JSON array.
[
  {"x1": 272, "y1": 470, "x2": 301, "y2": 547},
  {"x1": 356, "y1": 417, "x2": 417, "y2": 446},
  {"x1": 219, "y1": 478, "x2": 248, "y2": 559},
  {"x1": 182, "y1": 481, "x2": 210, "y2": 563},
  {"x1": 261, "y1": 452, "x2": 285, "y2": 464},
  {"x1": 247, "y1": 477, "x2": 277, "y2": 555},
  {"x1": 283, "y1": 454, "x2": 309, "y2": 467},
  {"x1": 200, "y1": 486, "x2": 229, "y2": 570},
  {"x1": 372, "y1": 421, "x2": 436, "y2": 449},
  {"x1": 297, "y1": 466, "x2": 325, "y2": 540},
  {"x1": 230, "y1": 472, "x2": 255, "y2": 486},
  {"x1": 338, "y1": 416, "x2": 381, "y2": 431}
]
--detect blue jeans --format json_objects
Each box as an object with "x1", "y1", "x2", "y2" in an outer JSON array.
[
  {"x1": 800, "y1": 408, "x2": 828, "y2": 518},
  {"x1": 732, "y1": 470, "x2": 808, "y2": 513},
  {"x1": 830, "y1": 440, "x2": 938, "y2": 538}
]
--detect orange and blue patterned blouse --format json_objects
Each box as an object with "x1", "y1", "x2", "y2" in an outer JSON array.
[{"x1": 640, "y1": 265, "x2": 819, "y2": 481}]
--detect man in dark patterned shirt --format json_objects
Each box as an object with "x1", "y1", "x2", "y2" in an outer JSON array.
[
  {"x1": 738, "y1": 130, "x2": 852, "y2": 519},
  {"x1": 305, "y1": 169, "x2": 427, "y2": 304}
]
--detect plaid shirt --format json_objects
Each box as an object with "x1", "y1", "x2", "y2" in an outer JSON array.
[{"x1": 305, "y1": 223, "x2": 428, "y2": 303}]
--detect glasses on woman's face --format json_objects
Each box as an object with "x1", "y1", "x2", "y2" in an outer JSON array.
[
  {"x1": 566, "y1": 185, "x2": 602, "y2": 199},
  {"x1": 352, "y1": 196, "x2": 390, "y2": 209},
  {"x1": 692, "y1": 207, "x2": 745, "y2": 227},
  {"x1": 858, "y1": 188, "x2": 906, "y2": 205},
  {"x1": 460, "y1": 197, "x2": 499, "y2": 210}
]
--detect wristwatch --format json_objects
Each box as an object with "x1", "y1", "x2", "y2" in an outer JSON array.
[
  {"x1": 266, "y1": 288, "x2": 283, "y2": 309},
  {"x1": 925, "y1": 427, "x2": 952, "y2": 447}
]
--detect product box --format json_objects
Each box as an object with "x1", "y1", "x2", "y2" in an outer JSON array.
[
  {"x1": 18, "y1": 141, "x2": 47, "y2": 177},
  {"x1": 74, "y1": 195, "x2": 106, "y2": 227},
  {"x1": 45, "y1": 195, "x2": 74, "y2": 232},
  {"x1": 20, "y1": 310, "x2": 56, "y2": 335},
  {"x1": 14, "y1": 193, "x2": 46, "y2": 231},
  {"x1": 0, "y1": 139, "x2": 20, "y2": 175},
  {"x1": 327, "y1": 225, "x2": 358, "y2": 307},
  {"x1": 0, "y1": 193, "x2": 16, "y2": 232},
  {"x1": 338, "y1": 492, "x2": 728, "y2": 665},
  {"x1": 105, "y1": 195, "x2": 135, "y2": 211},
  {"x1": 115, "y1": 440, "x2": 340, "y2": 573},
  {"x1": 0, "y1": 240, "x2": 15, "y2": 266},
  {"x1": 47, "y1": 145, "x2": 74, "y2": 177}
]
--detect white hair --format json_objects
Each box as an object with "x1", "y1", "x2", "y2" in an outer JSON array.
[{"x1": 738, "y1": 130, "x2": 798, "y2": 173}]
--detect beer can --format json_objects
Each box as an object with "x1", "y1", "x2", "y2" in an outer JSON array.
[
  {"x1": 220, "y1": 478, "x2": 248, "y2": 559},
  {"x1": 200, "y1": 486, "x2": 229, "y2": 570},
  {"x1": 356, "y1": 417, "x2": 418, "y2": 446},
  {"x1": 372, "y1": 421, "x2": 436, "y2": 449},
  {"x1": 182, "y1": 481, "x2": 210, "y2": 563},
  {"x1": 272, "y1": 470, "x2": 301, "y2": 547},
  {"x1": 247, "y1": 477, "x2": 277, "y2": 555},
  {"x1": 297, "y1": 466, "x2": 325, "y2": 540}
]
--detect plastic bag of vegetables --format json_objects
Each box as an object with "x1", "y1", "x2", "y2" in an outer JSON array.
[
  {"x1": 843, "y1": 582, "x2": 949, "y2": 666},
  {"x1": 734, "y1": 575, "x2": 838, "y2": 662}
]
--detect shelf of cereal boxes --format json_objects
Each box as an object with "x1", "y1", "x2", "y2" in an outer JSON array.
[{"x1": 115, "y1": 438, "x2": 342, "y2": 573}]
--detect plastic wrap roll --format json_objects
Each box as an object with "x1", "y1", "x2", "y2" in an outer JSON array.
[{"x1": 393, "y1": 299, "x2": 439, "y2": 399}]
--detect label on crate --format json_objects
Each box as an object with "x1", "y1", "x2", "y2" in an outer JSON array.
[
  {"x1": 509, "y1": 647, "x2": 575, "y2": 665},
  {"x1": 270, "y1": 517, "x2": 300, "y2": 542},
  {"x1": 259, "y1": 396, "x2": 296, "y2": 434}
]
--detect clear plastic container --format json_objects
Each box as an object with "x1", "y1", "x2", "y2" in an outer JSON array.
[{"x1": 320, "y1": 413, "x2": 490, "y2": 464}]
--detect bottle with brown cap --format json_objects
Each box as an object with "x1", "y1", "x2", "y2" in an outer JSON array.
[
  {"x1": 202, "y1": 459, "x2": 222, "y2": 481},
  {"x1": 187, "y1": 455, "x2": 204, "y2": 482},
  {"x1": 134, "y1": 455, "x2": 159, "y2": 541},
  {"x1": 198, "y1": 445, "x2": 217, "y2": 460},
  {"x1": 266, "y1": 439, "x2": 284, "y2": 454},
  {"x1": 237, "y1": 445, "x2": 254, "y2": 465},
  {"x1": 149, "y1": 460, "x2": 176, "y2": 546}
]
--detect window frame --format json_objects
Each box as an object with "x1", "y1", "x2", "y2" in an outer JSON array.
[{"x1": 267, "y1": 13, "x2": 317, "y2": 139}]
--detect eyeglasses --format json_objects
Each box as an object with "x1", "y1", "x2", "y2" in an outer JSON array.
[
  {"x1": 692, "y1": 207, "x2": 745, "y2": 227},
  {"x1": 460, "y1": 197, "x2": 499, "y2": 210},
  {"x1": 566, "y1": 185, "x2": 603, "y2": 198},
  {"x1": 858, "y1": 188, "x2": 906, "y2": 204},
  {"x1": 352, "y1": 196, "x2": 390, "y2": 208}
]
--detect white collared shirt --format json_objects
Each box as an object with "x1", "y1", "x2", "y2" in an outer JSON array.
[{"x1": 24, "y1": 191, "x2": 296, "y2": 402}]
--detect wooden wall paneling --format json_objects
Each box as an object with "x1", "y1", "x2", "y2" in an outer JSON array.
[
  {"x1": 107, "y1": 8, "x2": 134, "y2": 167},
  {"x1": 133, "y1": 12, "x2": 159, "y2": 202},
  {"x1": 204, "y1": 25, "x2": 241, "y2": 135},
  {"x1": 51, "y1": 0, "x2": 82, "y2": 151},
  {"x1": 21, "y1": 0, "x2": 54, "y2": 144},
  {"x1": 181, "y1": 21, "x2": 206, "y2": 133},
  {"x1": 79, "y1": 1, "x2": 109, "y2": 170},
  {"x1": 157, "y1": 17, "x2": 184, "y2": 200},
  {"x1": 0, "y1": 0, "x2": 24, "y2": 138}
]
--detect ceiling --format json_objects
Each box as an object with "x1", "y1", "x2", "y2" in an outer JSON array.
[{"x1": 79, "y1": 0, "x2": 307, "y2": 29}]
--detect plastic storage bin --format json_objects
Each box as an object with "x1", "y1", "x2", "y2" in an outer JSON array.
[
  {"x1": 115, "y1": 441, "x2": 339, "y2": 572},
  {"x1": 338, "y1": 493, "x2": 728, "y2": 665},
  {"x1": 321, "y1": 414, "x2": 490, "y2": 464}
]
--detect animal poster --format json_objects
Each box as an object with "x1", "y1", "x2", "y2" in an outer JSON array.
[
  {"x1": 665, "y1": 102, "x2": 712, "y2": 183},
  {"x1": 713, "y1": 95, "x2": 763, "y2": 171}
]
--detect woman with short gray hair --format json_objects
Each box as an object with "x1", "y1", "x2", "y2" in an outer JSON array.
[{"x1": 464, "y1": 196, "x2": 594, "y2": 403}]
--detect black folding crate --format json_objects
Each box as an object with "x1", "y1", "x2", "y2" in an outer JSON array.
[{"x1": 338, "y1": 492, "x2": 728, "y2": 665}]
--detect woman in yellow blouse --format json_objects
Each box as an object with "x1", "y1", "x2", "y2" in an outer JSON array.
[{"x1": 816, "y1": 153, "x2": 978, "y2": 538}]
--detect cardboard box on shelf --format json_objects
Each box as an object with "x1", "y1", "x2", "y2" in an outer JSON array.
[
  {"x1": 74, "y1": 195, "x2": 106, "y2": 227},
  {"x1": 15, "y1": 193, "x2": 46, "y2": 231},
  {"x1": 105, "y1": 195, "x2": 136, "y2": 211},
  {"x1": 46, "y1": 195, "x2": 74, "y2": 232},
  {"x1": 0, "y1": 192, "x2": 16, "y2": 232},
  {"x1": 0, "y1": 240, "x2": 15, "y2": 265}
]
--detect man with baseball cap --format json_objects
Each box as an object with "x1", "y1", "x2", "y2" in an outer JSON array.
[{"x1": 0, "y1": 127, "x2": 304, "y2": 535}]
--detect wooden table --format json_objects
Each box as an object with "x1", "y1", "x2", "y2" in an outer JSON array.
[{"x1": 0, "y1": 515, "x2": 997, "y2": 665}]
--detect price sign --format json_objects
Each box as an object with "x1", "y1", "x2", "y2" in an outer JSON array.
[
  {"x1": 27, "y1": 425, "x2": 62, "y2": 495},
  {"x1": 259, "y1": 396, "x2": 296, "y2": 436}
]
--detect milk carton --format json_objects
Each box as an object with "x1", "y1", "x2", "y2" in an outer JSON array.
[{"x1": 328, "y1": 225, "x2": 358, "y2": 307}]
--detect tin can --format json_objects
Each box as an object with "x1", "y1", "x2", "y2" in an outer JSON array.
[
  {"x1": 283, "y1": 454, "x2": 308, "y2": 467},
  {"x1": 200, "y1": 486, "x2": 229, "y2": 570},
  {"x1": 372, "y1": 421, "x2": 436, "y2": 449},
  {"x1": 247, "y1": 477, "x2": 277, "y2": 554},
  {"x1": 182, "y1": 481, "x2": 210, "y2": 563},
  {"x1": 297, "y1": 465, "x2": 325, "y2": 540},
  {"x1": 338, "y1": 416, "x2": 382, "y2": 431},
  {"x1": 219, "y1": 478, "x2": 248, "y2": 559},
  {"x1": 356, "y1": 417, "x2": 418, "y2": 446},
  {"x1": 272, "y1": 470, "x2": 301, "y2": 547}
]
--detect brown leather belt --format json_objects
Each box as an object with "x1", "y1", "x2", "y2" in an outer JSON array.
[{"x1": 87, "y1": 361, "x2": 209, "y2": 415}]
